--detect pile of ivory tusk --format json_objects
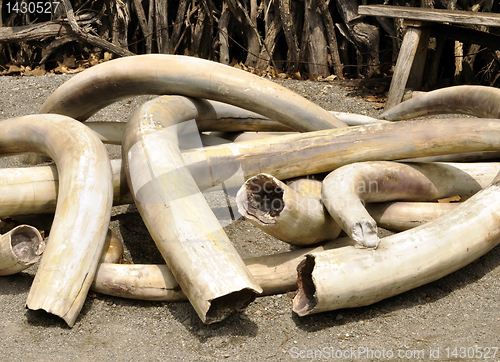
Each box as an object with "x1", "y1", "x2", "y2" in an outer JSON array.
[{"x1": 1, "y1": 55, "x2": 500, "y2": 326}]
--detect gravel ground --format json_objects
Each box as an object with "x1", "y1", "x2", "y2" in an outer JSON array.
[{"x1": 0, "y1": 73, "x2": 499, "y2": 362}]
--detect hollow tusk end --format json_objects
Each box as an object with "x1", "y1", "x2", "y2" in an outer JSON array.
[
  {"x1": 351, "y1": 221, "x2": 380, "y2": 249},
  {"x1": 23, "y1": 304, "x2": 78, "y2": 328},
  {"x1": 0, "y1": 225, "x2": 45, "y2": 276},
  {"x1": 292, "y1": 256, "x2": 317, "y2": 317},
  {"x1": 203, "y1": 288, "x2": 258, "y2": 324}
]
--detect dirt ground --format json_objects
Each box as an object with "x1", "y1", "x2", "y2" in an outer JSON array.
[{"x1": 0, "y1": 73, "x2": 499, "y2": 362}]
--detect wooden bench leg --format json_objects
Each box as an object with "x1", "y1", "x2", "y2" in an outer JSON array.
[{"x1": 385, "y1": 23, "x2": 431, "y2": 109}]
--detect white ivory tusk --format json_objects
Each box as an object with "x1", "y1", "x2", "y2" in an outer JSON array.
[
  {"x1": 0, "y1": 159, "x2": 130, "y2": 217},
  {"x1": 0, "y1": 115, "x2": 113, "y2": 327},
  {"x1": 122, "y1": 96, "x2": 262, "y2": 324},
  {"x1": 293, "y1": 170, "x2": 500, "y2": 317},
  {"x1": 366, "y1": 201, "x2": 459, "y2": 231},
  {"x1": 5, "y1": 119, "x2": 500, "y2": 217},
  {"x1": 91, "y1": 238, "x2": 354, "y2": 301},
  {"x1": 236, "y1": 174, "x2": 341, "y2": 246},
  {"x1": 0, "y1": 225, "x2": 45, "y2": 276},
  {"x1": 40, "y1": 54, "x2": 346, "y2": 130},
  {"x1": 380, "y1": 85, "x2": 500, "y2": 121},
  {"x1": 322, "y1": 161, "x2": 499, "y2": 248}
]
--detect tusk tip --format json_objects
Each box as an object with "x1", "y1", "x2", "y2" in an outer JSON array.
[{"x1": 352, "y1": 221, "x2": 380, "y2": 249}]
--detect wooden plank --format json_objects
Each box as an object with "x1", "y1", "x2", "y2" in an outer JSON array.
[
  {"x1": 358, "y1": 5, "x2": 500, "y2": 27},
  {"x1": 407, "y1": 27, "x2": 431, "y2": 90},
  {"x1": 385, "y1": 26, "x2": 427, "y2": 109},
  {"x1": 431, "y1": 23, "x2": 500, "y2": 49}
]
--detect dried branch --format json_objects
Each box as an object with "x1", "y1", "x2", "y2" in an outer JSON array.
[{"x1": 61, "y1": 0, "x2": 134, "y2": 57}]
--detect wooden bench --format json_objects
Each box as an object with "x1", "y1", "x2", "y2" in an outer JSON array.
[{"x1": 358, "y1": 5, "x2": 500, "y2": 109}]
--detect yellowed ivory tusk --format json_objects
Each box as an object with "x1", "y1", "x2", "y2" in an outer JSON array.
[
  {"x1": 5, "y1": 119, "x2": 500, "y2": 217},
  {"x1": 236, "y1": 174, "x2": 340, "y2": 246},
  {"x1": 0, "y1": 159, "x2": 130, "y2": 217},
  {"x1": 122, "y1": 96, "x2": 262, "y2": 323},
  {"x1": 380, "y1": 85, "x2": 500, "y2": 120},
  {"x1": 0, "y1": 225, "x2": 45, "y2": 276},
  {"x1": 293, "y1": 171, "x2": 500, "y2": 317},
  {"x1": 91, "y1": 238, "x2": 353, "y2": 301},
  {"x1": 322, "y1": 161, "x2": 499, "y2": 248},
  {"x1": 366, "y1": 201, "x2": 459, "y2": 231},
  {"x1": 0, "y1": 115, "x2": 113, "y2": 327},
  {"x1": 40, "y1": 54, "x2": 346, "y2": 130}
]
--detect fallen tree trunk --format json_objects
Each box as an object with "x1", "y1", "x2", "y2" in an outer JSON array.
[{"x1": 0, "y1": 14, "x2": 97, "y2": 43}]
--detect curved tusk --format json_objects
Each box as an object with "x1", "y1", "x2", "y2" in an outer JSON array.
[
  {"x1": 5, "y1": 119, "x2": 500, "y2": 217},
  {"x1": 0, "y1": 115, "x2": 113, "y2": 327},
  {"x1": 122, "y1": 96, "x2": 262, "y2": 324},
  {"x1": 40, "y1": 54, "x2": 346, "y2": 131},
  {"x1": 236, "y1": 174, "x2": 341, "y2": 246},
  {"x1": 0, "y1": 225, "x2": 45, "y2": 276},
  {"x1": 91, "y1": 237, "x2": 354, "y2": 301},
  {"x1": 293, "y1": 170, "x2": 500, "y2": 317},
  {"x1": 99, "y1": 229, "x2": 124, "y2": 264},
  {"x1": 380, "y1": 85, "x2": 500, "y2": 121},
  {"x1": 366, "y1": 201, "x2": 459, "y2": 231},
  {"x1": 322, "y1": 161, "x2": 499, "y2": 248}
]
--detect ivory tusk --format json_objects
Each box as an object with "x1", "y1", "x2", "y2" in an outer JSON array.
[
  {"x1": 40, "y1": 54, "x2": 346, "y2": 131},
  {"x1": 91, "y1": 238, "x2": 353, "y2": 301},
  {"x1": 366, "y1": 202, "x2": 459, "y2": 231},
  {"x1": 380, "y1": 85, "x2": 500, "y2": 121},
  {"x1": 122, "y1": 96, "x2": 262, "y2": 324},
  {"x1": 5, "y1": 119, "x2": 500, "y2": 217},
  {"x1": 286, "y1": 178, "x2": 323, "y2": 201},
  {"x1": 0, "y1": 115, "x2": 113, "y2": 327},
  {"x1": 182, "y1": 118, "x2": 500, "y2": 184},
  {"x1": 0, "y1": 159, "x2": 131, "y2": 217},
  {"x1": 293, "y1": 171, "x2": 500, "y2": 317},
  {"x1": 236, "y1": 174, "x2": 341, "y2": 246},
  {"x1": 0, "y1": 225, "x2": 45, "y2": 276},
  {"x1": 99, "y1": 229, "x2": 124, "y2": 264},
  {"x1": 85, "y1": 108, "x2": 385, "y2": 145},
  {"x1": 322, "y1": 161, "x2": 499, "y2": 248},
  {"x1": 400, "y1": 151, "x2": 500, "y2": 163}
]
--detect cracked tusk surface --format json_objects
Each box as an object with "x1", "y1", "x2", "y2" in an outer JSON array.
[
  {"x1": 122, "y1": 96, "x2": 262, "y2": 323},
  {"x1": 0, "y1": 115, "x2": 113, "y2": 327},
  {"x1": 293, "y1": 170, "x2": 500, "y2": 317}
]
